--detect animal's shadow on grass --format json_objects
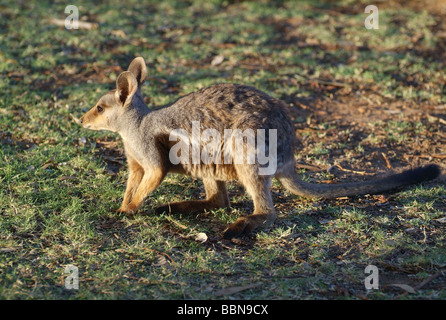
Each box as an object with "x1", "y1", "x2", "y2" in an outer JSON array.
[{"x1": 165, "y1": 179, "x2": 442, "y2": 244}]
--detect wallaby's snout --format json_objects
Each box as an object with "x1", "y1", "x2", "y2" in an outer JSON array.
[
  {"x1": 80, "y1": 100, "x2": 112, "y2": 130},
  {"x1": 79, "y1": 105, "x2": 98, "y2": 130}
]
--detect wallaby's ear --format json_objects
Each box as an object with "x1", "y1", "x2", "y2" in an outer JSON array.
[
  {"x1": 128, "y1": 57, "x2": 147, "y2": 87},
  {"x1": 115, "y1": 71, "x2": 138, "y2": 107}
]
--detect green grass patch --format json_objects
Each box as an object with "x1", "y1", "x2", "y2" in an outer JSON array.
[{"x1": 0, "y1": 0, "x2": 444, "y2": 300}]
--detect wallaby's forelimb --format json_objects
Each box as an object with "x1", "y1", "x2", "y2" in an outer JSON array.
[
  {"x1": 124, "y1": 167, "x2": 166, "y2": 214},
  {"x1": 118, "y1": 157, "x2": 145, "y2": 212}
]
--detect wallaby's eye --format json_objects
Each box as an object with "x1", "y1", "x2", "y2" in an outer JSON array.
[{"x1": 97, "y1": 105, "x2": 104, "y2": 113}]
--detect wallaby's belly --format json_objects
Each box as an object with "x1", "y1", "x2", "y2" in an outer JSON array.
[{"x1": 170, "y1": 162, "x2": 238, "y2": 180}]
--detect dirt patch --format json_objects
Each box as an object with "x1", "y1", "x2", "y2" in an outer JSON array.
[{"x1": 29, "y1": 63, "x2": 124, "y2": 92}]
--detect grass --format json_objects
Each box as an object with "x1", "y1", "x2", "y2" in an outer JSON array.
[{"x1": 0, "y1": 0, "x2": 445, "y2": 300}]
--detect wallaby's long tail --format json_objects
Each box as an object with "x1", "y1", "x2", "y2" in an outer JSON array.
[{"x1": 278, "y1": 164, "x2": 441, "y2": 199}]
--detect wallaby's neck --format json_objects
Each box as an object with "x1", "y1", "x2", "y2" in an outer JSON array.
[{"x1": 117, "y1": 104, "x2": 151, "y2": 141}]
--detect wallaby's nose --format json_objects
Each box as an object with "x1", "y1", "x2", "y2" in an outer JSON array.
[{"x1": 80, "y1": 117, "x2": 83, "y2": 124}]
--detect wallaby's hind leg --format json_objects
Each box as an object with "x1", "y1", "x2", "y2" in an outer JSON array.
[
  {"x1": 155, "y1": 178, "x2": 230, "y2": 214},
  {"x1": 223, "y1": 165, "x2": 276, "y2": 239}
]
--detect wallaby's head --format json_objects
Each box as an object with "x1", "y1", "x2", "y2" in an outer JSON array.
[{"x1": 80, "y1": 57, "x2": 148, "y2": 132}]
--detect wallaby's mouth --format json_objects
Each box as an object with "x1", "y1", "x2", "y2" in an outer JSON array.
[{"x1": 80, "y1": 117, "x2": 92, "y2": 129}]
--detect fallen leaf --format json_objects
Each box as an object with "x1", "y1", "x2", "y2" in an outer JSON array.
[
  {"x1": 390, "y1": 284, "x2": 416, "y2": 294},
  {"x1": 59, "y1": 175, "x2": 76, "y2": 181},
  {"x1": 435, "y1": 217, "x2": 446, "y2": 224},
  {"x1": 211, "y1": 55, "x2": 224, "y2": 66},
  {"x1": 41, "y1": 157, "x2": 55, "y2": 170},
  {"x1": 214, "y1": 283, "x2": 261, "y2": 297},
  {"x1": 111, "y1": 29, "x2": 126, "y2": 38},
  {"x1": 405, "y1": 228, "x2": 416, "y2": 233},
  {"x1": 318, "y1": 218, "x2": 331, "y2": 225},
  {"x1": 48, "y1": 18, "x2": 98, "y2": 30},
  {"x1": 153, "y1": 255, "x2": 169, "y2": 267},
  {"x1": 0, "y1": 247, "x2": 19, "y2": 253},
  {"x1": 194, "y1": 232, "x2": 208, "y2": 243},
  {"x1": 102, "y1": 155, "x2": 125, "y2": 165}
]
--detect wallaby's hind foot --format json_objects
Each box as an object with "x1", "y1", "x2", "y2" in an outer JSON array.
[
  {"x1": 223, "y1": 166, "x2": 276, "y2": 239},
  {"x1": 223, "y1": 212, "x2": 276, "y2": 239}
]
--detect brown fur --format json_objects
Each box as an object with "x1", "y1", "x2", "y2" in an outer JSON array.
[{"x1": 80, "y1": 57, "x2": 441, "y2": 239}]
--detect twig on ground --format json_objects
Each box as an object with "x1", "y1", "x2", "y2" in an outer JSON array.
[
  {"x1": 331, "y1": 164, "x2": 375, "y2": 176},
  {"x1": 381, "y1": 152, "x2": 392, "y2": 169},
  {"x1": 48, "y1": 18, "x2": 98, "y2": 30}
]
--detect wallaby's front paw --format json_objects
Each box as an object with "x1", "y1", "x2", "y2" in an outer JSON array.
[
  {"x1": 116, "y1": 202, "x2": 139, "y2": 216},
  {"x1": 115, "y1": 204, "x2": 132, "y2": 214},
  {"x1": 126, "y1": 202, "x2": 139, "y2": 215},
  {"x1": 115, "y1": 206, "x2": 128, "y2": 214}
]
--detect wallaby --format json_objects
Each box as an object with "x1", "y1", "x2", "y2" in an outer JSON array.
[{"x1": 80, "y1": 57, "x2": 441, "y2": 239}]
